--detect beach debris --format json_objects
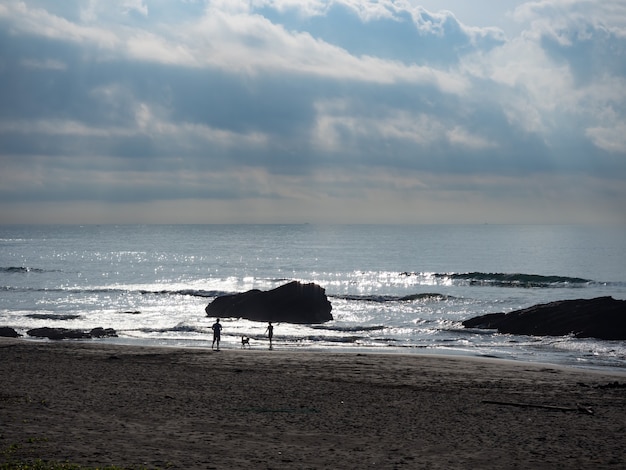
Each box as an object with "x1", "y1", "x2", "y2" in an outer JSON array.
[
  {"x1": 26, "y1": 327, "x2": 118, "y2": 340},
  {"x1": 577, "y1": 381, "x2": 626, "y2": 389},
  {"x1": 206, "y1": 280, "x2": 333, "y2": 324},
  {"x1": 462, "y1": 296, "x2": 626, "y2": 340},
  {"x1": 232, "y1": 406, "x2": 320, "y2": 414},
  {"x1": 482, "y1": 400, "x2": 594, "y2": 415},
  {"x1": 596, "y1": 381, "x2": 626, "y2": 389}
]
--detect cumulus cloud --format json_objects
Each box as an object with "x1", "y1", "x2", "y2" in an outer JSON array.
[
  {"x1": 461, "y1": 0, "x2": 626, "y2": 163},
  {"x1": 514, "y1": 0, "x2": 626, "y2": 40}
]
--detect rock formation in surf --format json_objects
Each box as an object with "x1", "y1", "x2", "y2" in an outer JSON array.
[
  {"x1": 26, "y1": 327, "x2": 118, "y2": 340},
  {"x1": 0, "y1": 326, "x2": 20, "y2": 338},
  {"x1": 462, "y1": 296, "x2": 626, "y2": 340},
  {"x1": 205, "y1": 281, "x2": 333, "y2": 324}
]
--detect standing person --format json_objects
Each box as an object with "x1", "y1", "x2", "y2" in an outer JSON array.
[
  {"x1": 265, "y1": 321, "x2": 274, "y2": 350},
  {"x1": 211, "y1": 318, "x2": 222, "y2": 351}
]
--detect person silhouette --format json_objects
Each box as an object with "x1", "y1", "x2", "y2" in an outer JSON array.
[
  {"x1": 211, "y1": 318, "x2": 222, "y2": 351},
  {"x1": 265, "y1": 321, "x2": 274, "y2": 350}
]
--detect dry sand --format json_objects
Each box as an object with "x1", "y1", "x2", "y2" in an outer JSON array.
[{"x1": 1, "y1": 338, "x2": 625, "y2": 469}]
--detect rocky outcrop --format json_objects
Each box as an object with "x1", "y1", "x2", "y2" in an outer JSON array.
[
  {"x1": 27, "y1": 327, "x2": 118, "y2": 340},
  {"x1": 462, "y1": 296, "x2": 626, "y2": 340},
  {"x1": 89, "y1": 327, "x2": 119, "y2": 338},
  {"x1": 205, "y1": 281, "x2": 333, "y2": 324},
  {"x1": 0, "y1": 327, "x2": 20, "y2": 338}
]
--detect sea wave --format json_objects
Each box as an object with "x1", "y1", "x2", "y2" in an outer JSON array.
[
  {"x1": 141, "y1": 289, "x2": 227, "y2": 298},
  {"x1": 0, "y1": 266, "x2": 50, "y2": 273},
  {"x1": 331, "y1": 293, "x2": 450, "y2": 302},
  {"x1": 310, "y1": 325, "x2": 386, "y2": 332},
  {"x1": 0, "y1": 285, "x2": 228, "y2": 298},
  {"x1": 296, "y1": 335, "x2": 365, "y2": 344},
  {"x1": 132, "y1": 323, "x2": 206, "y2": 334},
  {"x1": 400, "y1": 271, "x2": 592, "y2": 288},
  {"x1": 25, "y1": 313, "x2": 82, "y2": 320}
]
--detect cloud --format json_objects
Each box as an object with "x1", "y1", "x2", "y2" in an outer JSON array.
[
  {"x1": 514, "y1": 0, "x2": 626, "y2": 40},
  {"x1": 0, "y1": 0, "x2": 625, "y2": 224},
  {"x1": 19, "y1": 57, "x2": 67, "y2": 70},
  {"x1": 586, "y1": 123, "x2": 626, "y2": 154},
  {"x1": 461, "y1": 0, "x2": 626, "y2": 165}
]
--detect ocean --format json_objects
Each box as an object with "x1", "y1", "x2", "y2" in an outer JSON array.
[{"x1": 1, "y1": 224, "x2": 625, "y2": 371}]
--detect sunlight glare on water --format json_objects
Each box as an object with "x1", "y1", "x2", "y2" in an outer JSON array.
[{"x1": 0, "y1": 224, "x2": 625, "y2": 370}]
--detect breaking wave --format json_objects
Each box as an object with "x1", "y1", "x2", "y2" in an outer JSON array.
[
  {"x1": 1, "y1": 266, "x2": 50, "y2": 273},
  {"x1": 0, "y1": 285, "x2": 228, "y2": 298},
  {"x1": 400, "y1": 271, "x2": 592, "y2": 288},
  {"x1": 310, "y1": 325, "x2": 386, "y2": 332},
  {"x1": 332, "y1": 293, "x2": 450, "y2": 302},
  {"x1": 25, "y1": 313, "x2": 82, "y2": 320}
]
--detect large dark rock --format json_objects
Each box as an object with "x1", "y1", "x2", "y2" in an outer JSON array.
[
  {"x1": 0, "y1": 327, "x2": 20, "y2": 338},
  {"x1": 462, "y1": 296, "x2": 626, "y2": 340},
  {"x1": 27, "y1": 327, "x2": 118, "y2": 340},
  {"x1": 27, "y1": 328, "x2": 90, "y2": 340},
  {"x1": 205, "y1": 281, "x2": 333, "y2": 324}
]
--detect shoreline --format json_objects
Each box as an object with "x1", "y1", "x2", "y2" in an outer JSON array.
[
  {"x1": 2, "y1": 338, "x2": 625, "y2": 469},
  {"x1": 13, "y1": 333, "x2": 626, "y2": 376}
]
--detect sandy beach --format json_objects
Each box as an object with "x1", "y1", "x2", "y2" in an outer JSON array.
[{"x1": 1, "y1": 338, "x2": 624, "y2": 469}]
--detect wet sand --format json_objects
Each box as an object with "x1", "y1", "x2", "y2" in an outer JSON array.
[{"x1": 1, "y1": 338, "x2": 625, "y2": 469}]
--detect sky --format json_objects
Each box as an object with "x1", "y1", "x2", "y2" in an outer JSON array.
[{"x1": 0, "y1": 0, "x2": 625, "y2": 224}]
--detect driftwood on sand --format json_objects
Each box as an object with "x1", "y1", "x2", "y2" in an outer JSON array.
[{"x1": 482, "y1": 400, "x2": 594, "y2": 415}]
